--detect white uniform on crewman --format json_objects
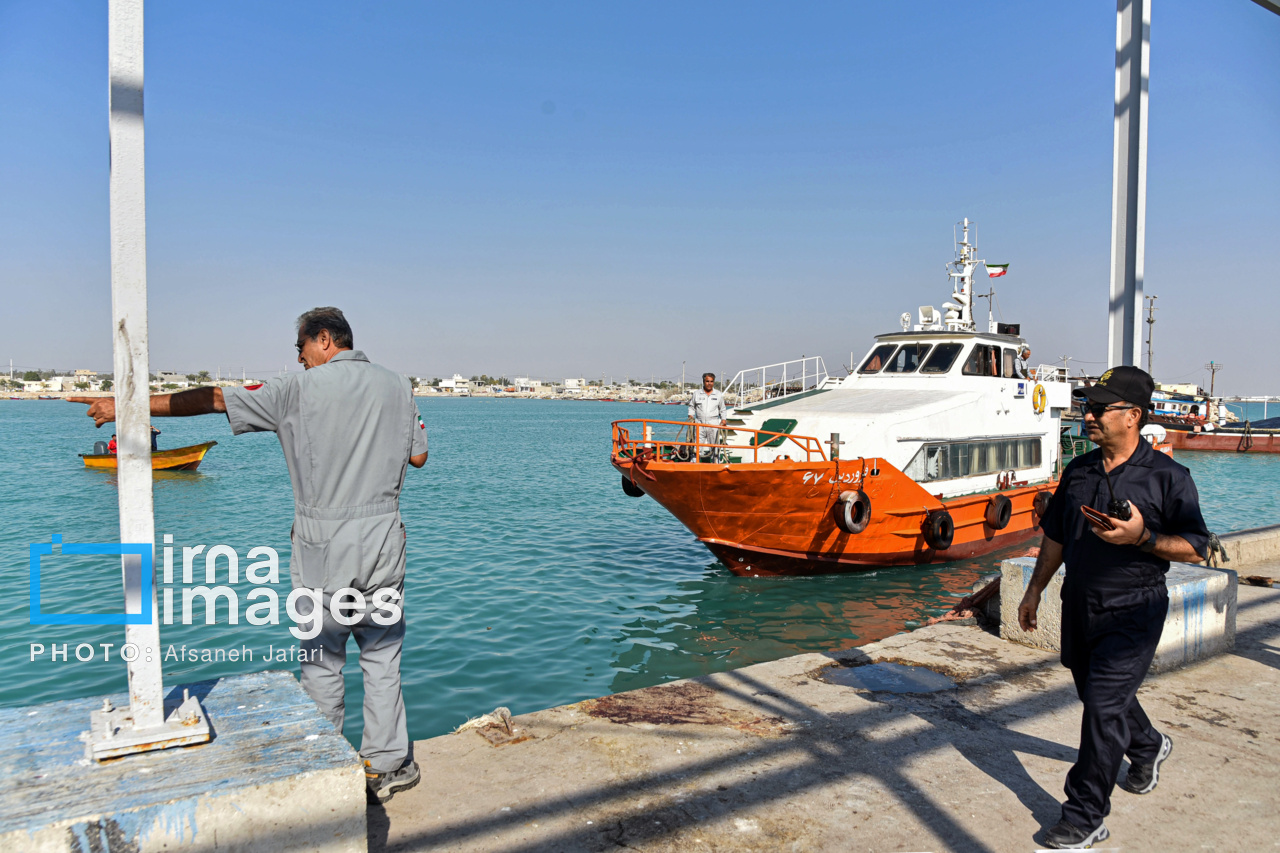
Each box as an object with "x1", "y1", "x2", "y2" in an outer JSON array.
[{"x1": 688, "y1": 388, "x2": 727, "y2": 458}]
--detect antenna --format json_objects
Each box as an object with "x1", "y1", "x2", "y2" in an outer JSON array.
[{"x1": 1205, "y1": 361, "x2": 1223, "y2": 396}]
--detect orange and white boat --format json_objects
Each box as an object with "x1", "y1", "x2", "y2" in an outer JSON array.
[{"x1": 612, "y1": 219, "x2": 1074, "y2": 576}]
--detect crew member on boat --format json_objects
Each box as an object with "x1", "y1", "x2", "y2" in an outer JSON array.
[
  {"x1": 70, "y1": 307, "x2": 428, "y2": 805},
  {"x1": 107, "y1": 434, "x2": 117, "y2": 454},
  {"x1": 1017, "y1": 366, "x2": 1209, "y2": 849},
  {"x1": 688, "y1": 372, "x2": 727, "y2": 462},
  {"x1": 1015, "y1": 345, "x2": 1032, "y2": 379},
  {"x1": 150, "y1": 426, "x2": 160, "y2": 451}
]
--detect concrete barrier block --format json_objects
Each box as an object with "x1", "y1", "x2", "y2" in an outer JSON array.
[
  {"x1": 999, "y1": 557, "x2": 1238, "y2": 672},
  {"x1": 999, "y1": 558, "x2": 1066, "y2": 648},
  {"x1": 0, "y1": 670, "x2": 366, "y2": 852},
  {"x1": 1153, "y1": 563, "x2": 1238, "y2": 672},
  {"x1": 1218, "y1": 524, "x2": 1280, "y2": 569}
]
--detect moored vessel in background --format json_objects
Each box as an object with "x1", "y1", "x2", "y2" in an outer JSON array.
[{"x1": 612, "y1": 219, "x2": 1075, "y2": 575}]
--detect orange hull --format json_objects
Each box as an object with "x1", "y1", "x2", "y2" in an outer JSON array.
[{"x1": 613, "y1": 454, "x2": 1052, "y2": 576}]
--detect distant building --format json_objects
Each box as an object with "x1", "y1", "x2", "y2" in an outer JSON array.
[
  {"x1": 439, "y1": 374, "x2": 472, "y2": 395},
  {"x1": 156, "y1": 371, "x2": 190, "y2": 388}
]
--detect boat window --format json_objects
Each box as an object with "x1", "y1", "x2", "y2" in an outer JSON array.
[
  {"x1": 920, "y1": 343, "x2": 963, "y2": 374},
  {"x1": 961, "y1": 344, "x2": 1001, "y2": 377},
  {"x1": 1003, "y1": 348, "x2": 1018, "y2": 378},
  {"x1": 902, "y1": 437, "x2": 1043, "y2": 482},
  {"x1": 858, "y1": 344, "x2": 898, "y2": 374},
  {"x1": 882, "y1": 343, "x2": 932, "y2": 373}
]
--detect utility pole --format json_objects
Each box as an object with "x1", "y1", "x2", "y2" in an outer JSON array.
[
  {"x1": 1107, "y1": 0, "x2": 1151, "y2": 368},
  {"x1": 1144, "y1": 295, "x2": 1157, "y2": 377},
  {"x1": 1205, "y1": 361, "x2": 1223, "y2": 396}
]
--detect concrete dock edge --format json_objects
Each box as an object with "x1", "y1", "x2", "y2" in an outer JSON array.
[{"x1": 0, "y1": 671, "x2": 366, "y2": 853}]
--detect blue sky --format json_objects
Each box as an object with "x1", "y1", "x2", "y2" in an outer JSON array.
[{"x1": 1, "y1": 1, "x2": 1277, "y2": 392}]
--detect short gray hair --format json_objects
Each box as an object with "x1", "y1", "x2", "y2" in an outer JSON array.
[{"x1": 297, "y1": 307, "x2": 353, "y2": 349}]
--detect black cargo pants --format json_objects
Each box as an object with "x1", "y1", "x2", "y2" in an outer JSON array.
[{"x1": 1059, "y1": 583, "x2": 1168, "y2": 830}]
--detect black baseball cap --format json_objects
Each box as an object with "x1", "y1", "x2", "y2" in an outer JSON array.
[{"x1": 1073, "y1": 365, "x2": 1154, "y2": 408}]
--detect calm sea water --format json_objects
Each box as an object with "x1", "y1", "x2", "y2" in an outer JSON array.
[{"x1": 1, "y1": 398, "x2": 1275, "y2": 743}]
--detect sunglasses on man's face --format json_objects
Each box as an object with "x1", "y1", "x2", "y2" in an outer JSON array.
[{"x1": 1077, "y1": 401, "x2": 1136, "y2": 419}]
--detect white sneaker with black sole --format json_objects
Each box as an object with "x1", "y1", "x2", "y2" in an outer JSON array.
[{"x1": 1120, "y1": 732, "x2": 1172, "y2": 795}]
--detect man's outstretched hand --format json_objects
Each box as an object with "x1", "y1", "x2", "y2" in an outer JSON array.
[{"x1": 68, "y1": 397, "x2": 115, "y2": 427}]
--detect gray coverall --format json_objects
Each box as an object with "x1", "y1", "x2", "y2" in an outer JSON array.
[
  {"x1": 688, "y1": 388, "x2": 727, "y2": 460},
  {"x1": 223, "y1": 350, "x2": 428, "y2": 773}
]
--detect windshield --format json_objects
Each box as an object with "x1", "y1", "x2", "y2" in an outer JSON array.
[
  {"x1": 858, "y1": 344, "x2": 897, "y2": 374},
  {"x1": 882, "y1": 342, "x2": 932, "y2": 373},
  {"x1": 920, "y1": 343, "x2": 963, "y2": 374}
]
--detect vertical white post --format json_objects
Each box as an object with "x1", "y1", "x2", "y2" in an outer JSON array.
[
  {"x1": 110, "y1": 0, "x2": 164, "y2": 729},
  {"x1": 1107, "y1": 0, "x2": 1151, "y2": 368}
]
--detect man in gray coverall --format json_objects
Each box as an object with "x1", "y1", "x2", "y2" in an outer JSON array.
[
  {"x1": 688, "y1": 372, "x2": 727, "y2": 462},
  {"x1": 72, "y1": 307, "x2": 428, "y2": 804}
]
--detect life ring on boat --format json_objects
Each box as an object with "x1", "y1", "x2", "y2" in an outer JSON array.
[
  {"x1": 1032, "y1": 384, "x2": 1047, "y2": 414},
  {"x1": 985, "y1": 494, "x2": 1012, "y2": 530},
  {"x1": 1032, "y1": 490, "x2": 1052, "y2": 520},
  {"x1": 922, "y1": 509, "x2": 955, "y2": 550},
  {"x1": 836, "y1": 489, "x2": 872, "y2": 534},
  {"x1": 621, "y1": 474, "x2": 646, "y2": 497}
]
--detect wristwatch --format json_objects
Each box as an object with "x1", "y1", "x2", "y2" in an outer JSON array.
[{"x1": 1138, "y1": 528, "x2": 1157, "y2": 553}]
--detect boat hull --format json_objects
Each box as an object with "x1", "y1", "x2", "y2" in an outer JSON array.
[
  {"x1": 1163, "y1": 427, "x2": 1280, "y2": 454},
  {"x1": 81, "y1": 441, "x2": 218, "y2": 471},
  {"x1": 613, "y1": 454, "x2": 1052, "y2": 576}
]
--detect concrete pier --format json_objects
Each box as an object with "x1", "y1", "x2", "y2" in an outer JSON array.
[
  {"x1": 371, "y1": 578, "x2": 1280, "y2": 852},
  {"x1": 0, "y1": 671, "x2": 366, "y2": 852}
]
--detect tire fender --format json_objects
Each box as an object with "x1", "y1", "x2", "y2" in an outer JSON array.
[
  {"x1": 923, "y1": 509, "x2": 955, "y2": 550},
  {"x1": 621, "y1": 474, "x2": 645, "y2": 498},
  {"x1": 985, "y1": 494, "x2": 1012, "y2": 530},
  {"x1": 1032, "y1": 490, "x2": 1052, "y2": 519},
  {"x1": 836, "y1": 489, "x2": 872, "y2": 534}
]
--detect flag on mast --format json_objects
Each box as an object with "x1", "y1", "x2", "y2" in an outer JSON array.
[{"x1": 986, "y1": 263, "x2": 1009, "y2": 278}]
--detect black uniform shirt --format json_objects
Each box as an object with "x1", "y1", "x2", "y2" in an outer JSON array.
[{"x1": 1041, "y1": 436, "x2": 1210, "y2": 590}]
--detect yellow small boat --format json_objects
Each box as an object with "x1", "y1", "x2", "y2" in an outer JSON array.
[{"x1": 81, "y1": 441, "x2": 218, "y2": 471}]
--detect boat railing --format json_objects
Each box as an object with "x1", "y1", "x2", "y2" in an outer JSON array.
[
  {"x1": 724, "y1": 356, "x2": 828, "y2": 410},
  {"x1": 612, "y1": 418, "x2": 828, "y2": 464},
  {"x1": 1030, "y1": 364, "x2": 1069, "y2": 383}
]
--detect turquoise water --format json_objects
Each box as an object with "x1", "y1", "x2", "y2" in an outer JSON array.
[{"x1": 2, "y1": 399, "x2": 1275, "y2": 743}]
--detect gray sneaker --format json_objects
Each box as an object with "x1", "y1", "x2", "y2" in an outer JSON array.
[
  {"x1": 1042, "y1": 819, "x2": 1110, "y2": 849},
  {"x1": 1121, "y1": 732, "x2": 1172, "y2": 794},
  {"x1": 366, "y1": 759, "x2": 420, "y2": 805}
]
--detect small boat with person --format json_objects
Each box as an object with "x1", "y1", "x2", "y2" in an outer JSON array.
[{"x1": 81, "y1": 441, "x2": 217, "y2": 471}]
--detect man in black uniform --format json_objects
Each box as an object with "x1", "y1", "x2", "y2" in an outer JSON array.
[{"x1": 1018, "y1": 365, "x2": 1210, "y2": 849}]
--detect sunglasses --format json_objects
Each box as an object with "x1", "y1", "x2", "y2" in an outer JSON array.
[
  {"x1": 1077, "y1": 401, "x2": 1137, "y2": 419},
  {"x1": 295, "y1": 340, "x2": 307, "y2": 354}
]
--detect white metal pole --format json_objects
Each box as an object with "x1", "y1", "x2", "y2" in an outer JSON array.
[
  {"x1": 1107, "y1": 0, "x2": 1151, "y2": 368},
  {"x1": 110, "y1": 0, "x2": 164, "y2": 729}
]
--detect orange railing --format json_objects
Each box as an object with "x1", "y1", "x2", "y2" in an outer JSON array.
[{"x1": 611, "y1": 418, "x2": 828, "y2": 464}]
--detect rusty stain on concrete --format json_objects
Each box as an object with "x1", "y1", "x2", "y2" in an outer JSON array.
[{"x1": 579, "y1": 681, "x2": 790, "y2": 737}]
